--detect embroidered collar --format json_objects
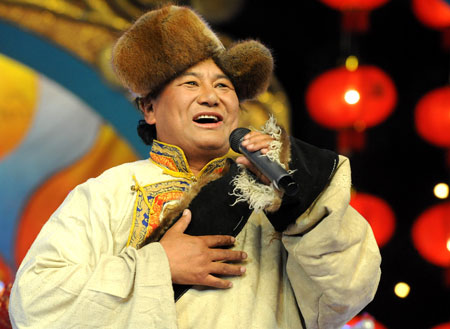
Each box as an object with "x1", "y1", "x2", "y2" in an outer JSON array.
[{"x1": 149, "y1": 140, "x2": 228, "y2": 180}]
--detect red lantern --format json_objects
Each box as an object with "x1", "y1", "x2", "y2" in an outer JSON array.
[
  {"x1": 415, "y1": 86, "x2": 450, "y2": 148},
  {"x1": 0, "y1": 257, "x2": 12, "y2": 329},
  {"x1": 412, "y1": 0, "x2": 450, "y2": 30},
  {"x1": 319, "y1": 0, "x2": 390, "y2": 32},
  {"x1": 306, "y1": 65, "x2": 397, "y2": 130},
  {"x1": 431, "y1": 323, "x2": 450, "y2": 329},
  {"x1": 320, "y1": 0, "x2": 389, "y2": 11},
  {"x1": 346, "y1": 313, "x2": 388, "y2": 329},
  {"x1": 0, "y1": 283, "x2": 12, "y2": 329},
  {"x1": 350, "y1": 192, "x2": 396, "y2": 247},
  {"x1": 412, "y1": 202, "x2": 450, "y2": 267},
  {"x1": 412, "y1": 0, "x2": 450, "y2": 49}
]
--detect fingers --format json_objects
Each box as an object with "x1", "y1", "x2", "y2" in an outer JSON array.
[
  {"x1": 209, "y1": 265, "x2": 246, "y2": 289},
  {"x1": 203, "y1": 275, "x2": 234, "y2": 289},
  {"x1": 168, "y1": 209, "x2": 191, "y2": 233},
  {"x1": 240, "y1": 131, "x2": 274, "y2": 154},
  {"x1": 209, "y1": 248, "x2": 248, "y2": 262},
  {"x1": 200, "y1": 234, "x2": 236, "y2": 248},
  {"x1": 196, "y1": 235, "x2": 247, "y2": 262},
  {"x1": 210, "y1": 262, "x2": 246, "y2": 276},
  {"x1": 162, "y1": 209, "x2": 248, "y2": 290},
  {"x1": 202, "y1": 263, "x2": 246, "y2": 289},
  {"x1": 235, "y1": 156, "x2": 271, "y2": 185},
  {"x1": 235, "y1": 131, "x2": 274, "y2": 185},
  {"x1": 235, "y1": 155, "x2": 251, "y2": 167}
]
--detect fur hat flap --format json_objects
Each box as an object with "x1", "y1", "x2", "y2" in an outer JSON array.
[{"x1": 215, "y1": 40, "x2": 274, "y2": 100}]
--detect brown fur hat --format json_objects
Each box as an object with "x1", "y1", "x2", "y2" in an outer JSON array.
[{"x1": 111, "y1": 5, "x2": 273, "y2": 101}]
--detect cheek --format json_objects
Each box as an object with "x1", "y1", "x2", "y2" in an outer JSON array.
[
  {"x1": 226, "y1": 98, "x2": 240, "y2": 122},
  {"x1": 230, "y1": 106, "x2": 240, "y2": 127},
  {"x1": 231, "y1": 115, "x2": 239, "y2": 130}
]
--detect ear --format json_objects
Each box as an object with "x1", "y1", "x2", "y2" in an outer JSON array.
[{"x1": 143, "y1": 102, "x2": 156, "y2": 125}]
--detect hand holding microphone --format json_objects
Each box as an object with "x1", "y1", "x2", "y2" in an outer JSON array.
[{"x1": 229, "y1": 128, "x2": 299, "y2": 196}]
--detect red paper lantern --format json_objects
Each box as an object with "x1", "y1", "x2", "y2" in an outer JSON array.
[
  {"x1": 0, "y1": 283, "x2": 12, "y2": 329},
  {"x1": 415, "y1": 86, "x2": 450, "y2": 148},
  {"x1": 0, "y1": 257, "x2": 12, "y2": 329},
  {"x1": 350, "y1": 192, "x2": 396, "y2": 247},
  {"x1": 412, "y1": 202, "x2": 450, "y2": 267},
  {"x1": 346, "y1": 313, "x2": 388, "y2": 329},
  {"x1": 412, "y1": 0, "x2": 450, "y2": 30},
  {"x1": 431, "y1": 322, "x2": 450, "y2": 329},
  {"x1": 319, "y1": 0, "x2": 390, "y2": 32},
  {"x1": 320, "y1": 0, "x2": 389, "y2": 11},
  {"x1": 306, "y1": 65, "x2": 397, "y2": 130}
]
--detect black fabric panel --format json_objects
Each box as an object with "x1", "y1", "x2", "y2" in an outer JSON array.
[
  {"x1": 265, "y1": 137, "x2": 339, "y2": 232},
  {"x1": 171, "y1": 161, "x2": 253, "y2": 301}
]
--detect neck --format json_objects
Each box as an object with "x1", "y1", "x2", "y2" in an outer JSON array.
[
  {"x1": 186, "y1": 154, "x2": 216, "y2": 176},
  {"x1": 151, "y1": 139, "x2": 228, "y2": 176},
  {"x1": 185, "y1": 147, "x2": 228, "y2": 176}
]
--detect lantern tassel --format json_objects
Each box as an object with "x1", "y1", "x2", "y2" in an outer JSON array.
[
  {"x1": 341, "y1": 10, "x2": 370, "y2": 33},
  {"x1": 446, "y1": 148, "x2": 450, "y2": 169},
  {"x1": 337, "y1": 128, "x2": 366, "y2": 155},
  {"x1": 444, "y1": 267, "x2": 450, "y2": 288},
  {"x1": 441, "y1": 27, "x2": 450, "y2": 52}
]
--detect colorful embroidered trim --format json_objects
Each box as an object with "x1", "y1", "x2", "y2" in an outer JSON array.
[
  {"x1": 150, "y1": 140, "x2": 191, "y2": 174},
  {"x1": 127, "y1": 179, "x2": 190, "y2": 249},
  {"x1": 150, "y1": 140, "x2": 228, "y2": 179},
  {"x1": 128, "y1": 140, "x2": 229, "y2": 248}
]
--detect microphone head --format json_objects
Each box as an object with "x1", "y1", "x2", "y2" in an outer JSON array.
[{"x1": 229, "y1": 128, "x2": 251, "y2": 153}]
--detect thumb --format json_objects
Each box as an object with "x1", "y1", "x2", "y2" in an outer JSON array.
[{"x1": 170, "y1": 209, "x2": 191, "y2": 233}]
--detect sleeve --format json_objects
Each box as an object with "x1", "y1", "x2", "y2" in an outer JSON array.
[
  {"x1": 281, "y1": 156, "x2": 382, "y2": 329},
  {"x1": 9, "y1": 175, "x2": 178, "y2": 329}
]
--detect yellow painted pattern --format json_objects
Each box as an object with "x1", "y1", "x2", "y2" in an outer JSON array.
[
  {"x1": 15, "y1": 124, "x2": 138, "y2": 266},
  {"x1": 0, "y1": 54, "x2": 38, "y2": 160}
]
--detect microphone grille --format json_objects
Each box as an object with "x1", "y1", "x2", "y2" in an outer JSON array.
[{"x1": 229, "y1": 128, "x2": 251, "y2": 153}]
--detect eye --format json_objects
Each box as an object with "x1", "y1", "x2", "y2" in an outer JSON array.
[
  {"x1": 184, "y1": 81, "x2": 198, "y2": 86},
  {"x1": 216, "y1": 82, "x2": 233, "y2": 89}
]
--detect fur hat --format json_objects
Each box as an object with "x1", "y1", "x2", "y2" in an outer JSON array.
[{"x1": 111, "y1": 5, "x2": 273, "y2": 101}]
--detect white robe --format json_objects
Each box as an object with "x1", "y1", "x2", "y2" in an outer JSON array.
[{"x1": 9, "y1": 152, "x2": 381, "y2": 329}]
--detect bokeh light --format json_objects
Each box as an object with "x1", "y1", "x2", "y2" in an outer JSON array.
[
  {"x1": 394, "y1": 282, "x2": 410, "y2": 298},
  {"x1": 345, "y1": 55, "x2": 359, "y2": 71},
  {"x1": 434, "y1": 183, "x2": 449, "y2": 199},
  {"x1": 345, "y1": 89, "x2": 360, "y2": 104}
]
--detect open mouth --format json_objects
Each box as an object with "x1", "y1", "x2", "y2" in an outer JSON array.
[{"x1": 193, "y1": 113, "x2": 223, "y2": 124}]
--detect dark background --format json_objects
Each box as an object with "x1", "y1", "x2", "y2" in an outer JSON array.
[{"x1": 214, "y1": 1, "x2": 450, "y2": 328}]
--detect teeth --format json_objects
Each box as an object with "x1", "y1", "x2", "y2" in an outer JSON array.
[{"x1": 195, "y1": 115, "x2": 219, "y2": 122}]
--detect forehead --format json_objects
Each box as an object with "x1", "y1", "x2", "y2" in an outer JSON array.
[{"x1": 181, "y1": 59, "x2": 229, "y2": 79}]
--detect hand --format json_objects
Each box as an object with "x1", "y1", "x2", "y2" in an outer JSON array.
[
  {"x1": 159, "y1": 209, "x2": 247, "y2": 288},
  {"x1": 235, "y1": 131, "x2": 274, "y2": 185}
]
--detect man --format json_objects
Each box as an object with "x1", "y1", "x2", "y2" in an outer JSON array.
[{"x1": 9, "y1": 5, "x2": 381, "y2": 329}]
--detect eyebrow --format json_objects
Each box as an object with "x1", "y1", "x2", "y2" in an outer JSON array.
[{"x1": 181, "y1": 72, "x2": 231, "y2": 81}]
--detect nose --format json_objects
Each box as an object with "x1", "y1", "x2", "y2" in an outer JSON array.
[{"x1": 197, "y1": 85, "x2": 219, "y2": 107}]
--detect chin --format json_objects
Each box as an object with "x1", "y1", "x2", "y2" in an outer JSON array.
[{"x1": 198, "y1": 141, "x2": 229, "y2": 157}]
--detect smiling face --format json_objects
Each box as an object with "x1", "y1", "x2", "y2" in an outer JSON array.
[{"x1": 144, "y1": 59, "x2": 240, "y2": 171}]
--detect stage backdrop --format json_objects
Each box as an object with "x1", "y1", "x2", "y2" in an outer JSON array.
[{"x1": 0, "y1": 1, "x2": 291, "y2": 281}]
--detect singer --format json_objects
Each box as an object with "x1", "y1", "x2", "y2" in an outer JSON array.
[{"x1": 9, "y1": 5, "x2": 381, "y2": 329}]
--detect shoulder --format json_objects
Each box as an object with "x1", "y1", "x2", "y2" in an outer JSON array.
[
  {"x1": 73, "y1": 159, "x2": 156, "y2": 198},
  {"x1": 95, "y1": 159, "x2": 153, "y2": 181}
]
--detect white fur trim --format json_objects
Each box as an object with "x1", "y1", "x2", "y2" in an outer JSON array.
[
  {"x1": 230, "y1": 116, "x2": 284, "y2": 211},
  {"x1": 260, "y1": 116, "x2": 284, "y2": 166}
]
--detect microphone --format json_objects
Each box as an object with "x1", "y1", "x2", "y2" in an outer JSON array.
[{"x1": 229, "y1": 128, "x2": 299, "y2": 196}]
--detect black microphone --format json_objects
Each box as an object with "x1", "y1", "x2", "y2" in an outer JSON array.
[{"x1": 229, "y1": 128, "x2": 299, "y2": 196}]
